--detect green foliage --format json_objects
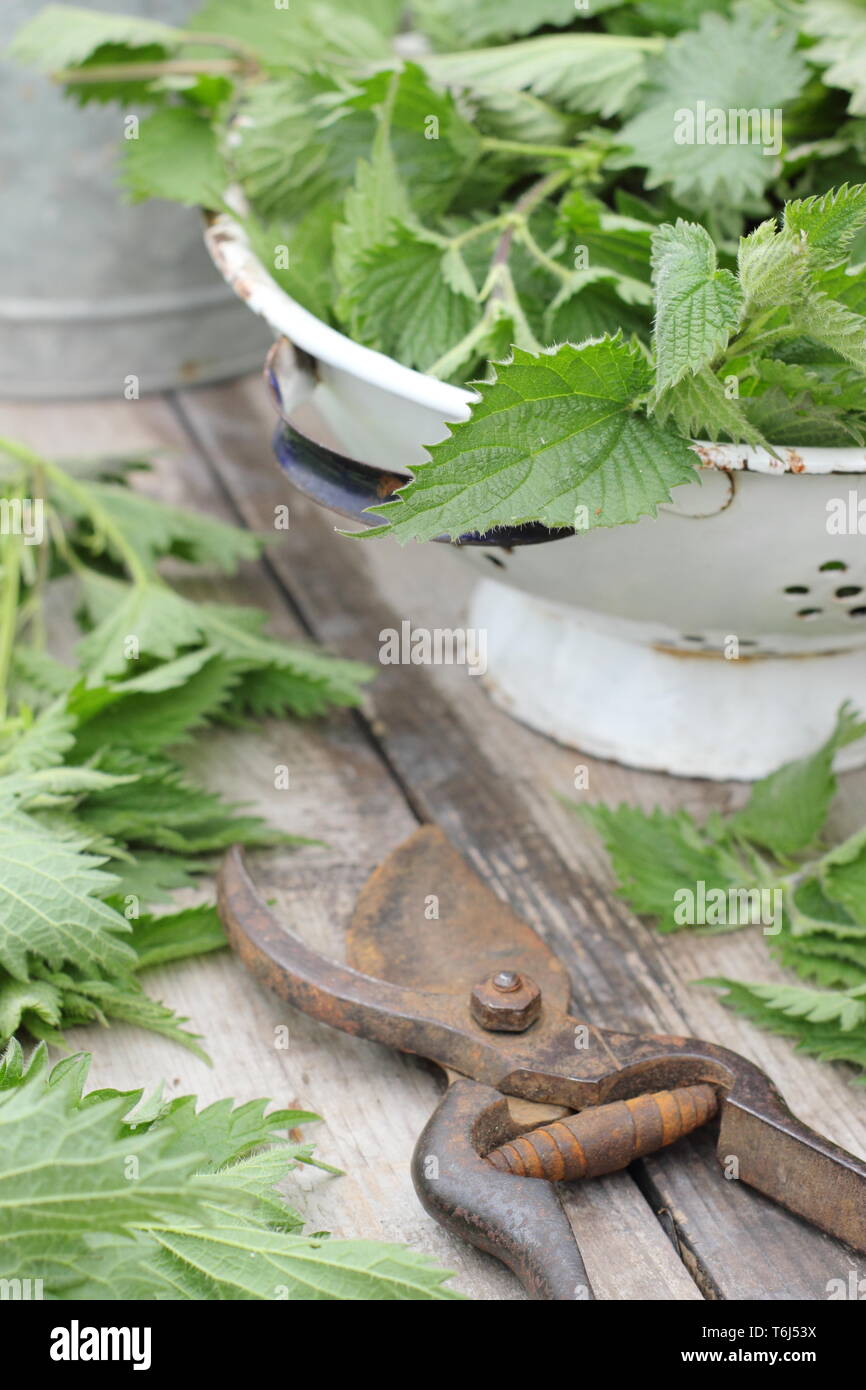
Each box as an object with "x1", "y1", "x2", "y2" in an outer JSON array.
[
  {"x1": 343, "y1": 225, "x2": 481, "y2": 373},
  {"x1": 577, "y1": 804, "x2": 740, "y2": 928},
  {"x1": 121, "y1": 109, "x2": 228, "y2": 208},
  {"x1": 0, "y1": 439, "x2": 372, "y2": 1054},
  {"x1": 0, "y1": 1042, "x2": 462, "y2": 1300},
  {"x1": 729, "y1": 705, "x2": 866, "y2": 856},
  {"x1": 363, "y1": 338, "x2": 699, "y2": 541},
  {"x1": 618, "y1": 5, "x2": 808, "y2": 210},
  {"x1": 414, "y1": 0, "x2": 616, "y2": 48},
  {"x1": 701, "y1": 980, "x2": 866, "y2": 1074},
  {"x1": 7, "y1": 5, "x2": 179, "y2": 71},
  {"x1": 12, "y1": 3, "x2": 866, "y2": 534},
  {"x1": 425, "y1": 33, "x2": 657, "y2": 119},
  {"x1": 802, "y1": 0, "x2": 866, "y2": 117},
  {"x1": 574, "y1": 706, "x2": 866, "y2": 1080},
  {"x1": 650, "y1": 221, "x2": 743, "y2": 392}
]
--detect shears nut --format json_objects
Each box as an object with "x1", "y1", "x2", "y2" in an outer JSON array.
[{"x1": 471, "y1": 971, "x2": 542, "y2": 1032}]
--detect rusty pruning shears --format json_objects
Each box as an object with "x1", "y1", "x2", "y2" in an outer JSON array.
[{"x1": 217, "y1": 827, "x2": 866, "y2": 1299}]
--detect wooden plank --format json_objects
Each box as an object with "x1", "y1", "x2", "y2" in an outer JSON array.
[
  {"x1": 0, "y1": 394, "x2": 698, "y2": 1299},
  {"x1": 176, "y1": 374, "x2": 866, "y2": 1300}
]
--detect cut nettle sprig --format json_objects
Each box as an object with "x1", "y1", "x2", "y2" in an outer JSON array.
[
  {"x1": 0, "y1": 439, "x2": 372, "y2": 1054},
  {"x1": 573, "y1": 705, "x2": 866, "y2": 1080},
  {"x1": 0, "y1": 1040, "x2": 462, "y2": 1300}
]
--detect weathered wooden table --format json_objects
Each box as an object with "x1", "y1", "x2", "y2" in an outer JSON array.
[{"x1": 6, "y1": 377, "x2": 866, "y2": 1300}]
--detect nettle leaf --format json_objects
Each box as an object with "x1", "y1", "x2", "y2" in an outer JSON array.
[
  {"x1": 0, "y1": 978, "x2": 63, "y2": 1040},
  {"x1": 738, "y1": 218, "x2": 811, "y2": 308},
  {"x1": 776, "y1": 930, "x2": 866, "y2": 991},
  {"x1": 0, "y1": 701, "x2": 76, "y2": 775},
  {"x1": 0, "y1": 810, "x2": 133, "y2": 982},
  {"x1": 545, "y1": 275, "x2": 653, "y2": 348},
  {"x1": 704, "y1": 979, "x2": 866, "y2": 1076},
  {"x1": 239, "y1": 62, "x2": 477, "y2": 227},
  {"x1": 79, "y1": 483, "x2": 263, "y2": 572},
  {"x1": 820, "y1": 826, "x2": 866, "y2": 924},
  {"x1": 740, "y1": 386, "x2": 866, "y2": 447},
  {"x1": 76, "y1": 576, "x2": 205, "y2": 681},
  {"x1": 729, "y1": 704, "x2": 866, "y2": 857},
  {"x1": 651, "y1": 221, "x2": 743, "y2": 391},
  {"x1": 793, "y1": 290, "x2": 866, "y2": 371},
  {"x1": 653, "y1": 367, "x2": 769, "y2": 449},
  {"x1": 135, "y1": 1224, "x2": 463, "y2": 1301},
  {"x1": 803, "y1": 0, "x2": 866, "y2": 116},
  {"x1": 785, "y1": 183, "x2": 866, "y2": 269},
  {"x1": 69, "y1": 979, "x2": 208, "y2": 1058},
  {"x1": 188, "y1": 0, "x2": 395, "y2": 68},
  {"x1": 228, "y1": 73, "x2": 353, "y2": 222},
  {"x1": 120, "y1": 108, "x2": 227, "y2": 209},
  {"x1": 363, "y1": 338, "x2": 698, "y2": 542},
  {"x1": 0, "y1": 1045, "x2": 462, "y2": 1300},
  {"x1": 0, "y1": 1051, "x2": 211, "y2": 1270},
  {"x1": 735, "y1": 981, "x2": 866, "y2": 1030},
  {"x1": 618, "y1": 6, "x2": 808, "y2": 209},
  {"x1": 343, "y1": 63, "x2": 481, "y2": 220},
  {"x1": 424, "y1": 33, "x2": 657, "y2": 119},
  {"x1": 245, "y1": 204, "x2": 340, "y2": 325},
  {"x1": 342, "y1": 224, "x2": 481, "y2": 372},
  {"x1": 557, "y1": 190, "x2": 654, "y2": 287},
  {"x1": 469, "y1": 89, "x2": 577, "y2": 147},
  {"x1": 107, "y1": 854, "x2": 200, "y2": 907},
  {"x1": 739, "y1": 201, "x2": 866, "y2": 371},
  {"x1": 9, "y1": 648, "x2": 76, "y2": 710},
  {"x1": 127, "y1": 905, "x2": 227, "y2": 972},
  {"x1": 414, "y1": 0, "x2": 620, "y2": 48},
  {"x1": 8, "y1": 4, "x2": 180, "y2": 71},
  {"x1": 144, "y1": 1093, "x2": 316, "y2": 1170},
  {"x1": 577, "y1": 801, "x2": 739, "y2": 928},
  {"x1": 334, "y1": 119, "x2": 411, "y2": 306}
]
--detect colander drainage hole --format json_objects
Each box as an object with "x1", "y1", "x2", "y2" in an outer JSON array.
[
  {"x1": 784, "y1": 585, "x2": 810, "y2": 595},
  {"x1": 850, "y1": 607, "x2": 866, "y2": 618},
  {"x1": 819, "y1": 560, "x2": 848, "y2": 572},
  {"x1": 836, "y1": 586, "x2": 863, "y2": 599},
  {"x1": 796, "y1": 608, "x2": 823, "y2": 619}
]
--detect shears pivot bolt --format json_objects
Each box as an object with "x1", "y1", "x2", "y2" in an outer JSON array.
[{"x1": 471, "y1": 970, "x2": 542, "y2": 1032}]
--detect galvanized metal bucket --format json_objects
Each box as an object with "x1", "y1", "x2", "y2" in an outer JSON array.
[{"x1": 0, "y1": 0, "x2": 271, "y2": 398}]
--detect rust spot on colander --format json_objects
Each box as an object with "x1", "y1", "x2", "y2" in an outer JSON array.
[{"x1": 786, "y1": 448, "x2": 807, "y2": 473}]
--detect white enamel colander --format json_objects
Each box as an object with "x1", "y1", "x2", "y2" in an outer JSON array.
[{"x1": 206, "y1": 211, "x2": 866, "y2": 779}]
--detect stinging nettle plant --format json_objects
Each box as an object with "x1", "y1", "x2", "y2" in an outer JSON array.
[
  {"x1": 11, "y1": 0, "x2": 866, "y2": 541},
  {"x1": 0, "y1": 1040, "x2": 462, "y2": 1300},
  {"x1": 0, "y1": 439, "x2": 371, "y2": 1054},
  {"x1": 574, "y1": 706, "x2": 866, "y2": 1081}
]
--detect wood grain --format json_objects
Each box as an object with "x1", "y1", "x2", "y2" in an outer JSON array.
[
  {"x1": 6, "y1": 379, "x2": 865, "y2": 1300},
  {"x1": 175, "y1": 374, "x2": 866, "y2": 1299}
]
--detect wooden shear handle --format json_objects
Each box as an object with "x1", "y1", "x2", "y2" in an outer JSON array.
[{"x1": 412, "y1": 1080, "x2": 594, "y2": 1301}]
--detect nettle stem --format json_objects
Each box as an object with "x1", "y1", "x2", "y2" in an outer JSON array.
[
  {"x1": 55, "y1": 58, "x2": 248, "y2": 83},
  {"x1": 0, "y1": 437, "x2": 150, "y2": 588},
  {"x1": 480, "y1": 136, "x2": 591, "y2": 162},
  {"x1": 55, "y1": 28, "x2": 264, "y2": 85},
  {"x1": 426, "y1": 169, "x2": 572, "y2": 377},
  {"x1": 0, "y1": 525, "x2": 23, "y2": 723},
  {"x1": 490, "y1": 167, "x2": 574, "y2": 273}
]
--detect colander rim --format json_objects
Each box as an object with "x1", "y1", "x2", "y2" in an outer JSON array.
[{"x1": 205, "y1": 209, "x2": 866, "y2": 477}]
